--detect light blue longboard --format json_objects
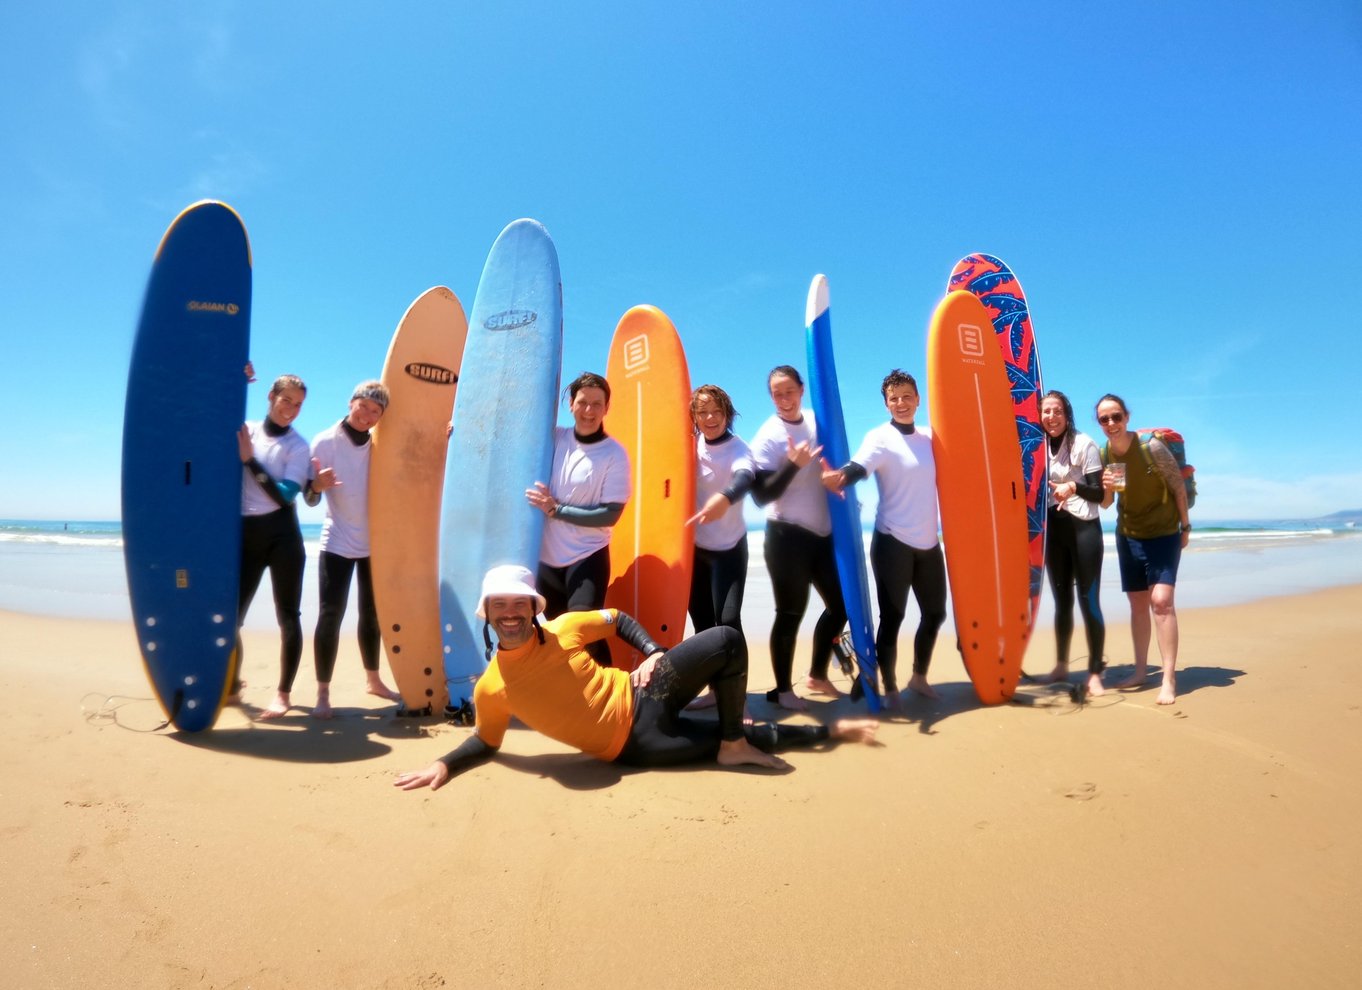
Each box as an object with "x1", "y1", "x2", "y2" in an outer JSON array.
[
  {"x1": 122, "y1": 201, "x2": 251, "y2": 732},
  {"x1": 439, "y1": 219, "x2": 562, "y2": 716},
  {"x1": 805, "y1": 275, "x2": 881, "y2": 713}
]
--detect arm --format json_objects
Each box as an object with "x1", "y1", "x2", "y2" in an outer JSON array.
[
  {"x1": 393, "y1": 732, "x2": 500, "y2": 792},
  {"x1": 686, "y1": 468, "x2": 755, "y2": 527},
  {"x1": 750, "y1": 460, "x2": 799, "y2": 506},
  {"x1": 614, "y1": 611, "x2": 663, "y2": 658},
  {"x1": 525, "y1": 476, "x2": 624, "y2": 526},
  {"x1": 822, "y1": 460, "x2": 867, "y2": 492},
  {"x1": 1147, "y1": 439, "x2": 1191, "y2": 541},
  {"x1": 553, "y1": 501, "x2": 625, "y2": 527},
  {"x1": 243, "y1": 456, "x2": 302, "y2": 508},
  {"x1": 1055, "y1": 470, "x2": 1104, "y2": 504}
]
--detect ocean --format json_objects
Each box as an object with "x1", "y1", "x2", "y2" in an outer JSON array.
[{"x1": 2, "y1": 516, "x2": 1360, "y2": 637}]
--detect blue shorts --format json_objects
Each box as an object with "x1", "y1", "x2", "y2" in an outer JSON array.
[{"x1": 1115, "y1": 532, "x2": 1182, "y2": 592}]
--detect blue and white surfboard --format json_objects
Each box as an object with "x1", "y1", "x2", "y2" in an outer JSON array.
[
  {"x1": 805, "y1": 274, "x2": 881, "y2": 712},
  {"x1": 438, "y1": 220, "x2": 563, "y2": 713}
]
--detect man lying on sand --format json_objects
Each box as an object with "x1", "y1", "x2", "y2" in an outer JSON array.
[{"x1": 395, "y1": 565, "x2": 876, "y2": 791}]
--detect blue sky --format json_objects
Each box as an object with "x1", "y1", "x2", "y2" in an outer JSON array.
[{"x1": 3, "y1": 1, "x2": 1360, "y2": 523}]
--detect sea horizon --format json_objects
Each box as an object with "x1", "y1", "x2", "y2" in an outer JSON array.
[{"x1": 2, "y1": 515, "x2": 1360, "y2": 635}]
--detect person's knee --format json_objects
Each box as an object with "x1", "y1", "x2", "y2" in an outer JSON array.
[
  {"x1": 1149, "y1": 590, "x2": 1176, "y2": 617},
  {"x1": 715, "y1": 624, "x2": 745, "y2": 660}
]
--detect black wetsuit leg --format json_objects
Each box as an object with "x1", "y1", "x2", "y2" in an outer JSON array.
[
  {"x1": 614, "y1": 626, "x2": 829, "y2": 767},
  {"x1": 807, "y1": 531, "x2": 848, "y2": 680},
  {"x1": 870, "y1": 529, "x2": 911, "y2": 693},
  {"x1": 1046, "y1": 507, "x2": 1078, "y2": 667},
  {"x1": 688, "y1": 546, "x2": 719, "y2": 634},
  {"x1": 354, "y1": 556, "x2": 381, "y2": 672},
  {"x1": 239, "y1": 505, "x2": 305, "y2": 692},
  {"x1": 909, "y1": 544, "x2": 947, "y2": 677},
  {"x1": 541, "y1": 545, "x2": 613, "y2": 666},
  {"x1": 763, "y1": 520, "x2": 813, "y2": 693},
  {"x1": 1073, "y1": 516, "x2": 1106, "y2": 673},
  {"x1": 314, "y1": 550, "x2": 356, "y2": 684},
  {"x1": 689, "y1": 540, "x2": 749, "y2": 635}
]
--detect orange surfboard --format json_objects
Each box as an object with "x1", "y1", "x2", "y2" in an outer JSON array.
[
  {"x1": 603, "y1": 305, "x2": 695, "y2": 670},
  {"x1": 369, "y1": 286, "x2": 467, "y2": 714},
  {"x1": 927, "y1": 290, "x2": 1030, "y2": 704}
]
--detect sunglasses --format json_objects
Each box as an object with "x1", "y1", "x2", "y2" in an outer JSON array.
[{"x1": 1098, "y1": 413, "x2": 1125, "y2": 425}]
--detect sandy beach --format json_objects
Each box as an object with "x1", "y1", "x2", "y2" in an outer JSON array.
[{"x1": 2, "y1": 585, "x2": 1360, "y2": 989}]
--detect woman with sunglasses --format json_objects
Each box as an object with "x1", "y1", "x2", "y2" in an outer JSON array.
[
  {"x1": 1095, "y1": 393, "x2": 1191, "y2": 705},
  {"x1": 1039, "y1": 390, "x2": 1106, "y2": 697}
]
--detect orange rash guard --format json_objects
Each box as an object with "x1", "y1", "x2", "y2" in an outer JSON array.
[{"x1": 472, "y1": 610, "x2": 635, "y2": 761}]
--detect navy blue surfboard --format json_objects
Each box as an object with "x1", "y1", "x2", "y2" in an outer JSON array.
[
  {"x1": 805, "y1": 275, "x2": 881, "y2": 712},
  {"x1": 122, "y1": 201, "x2": 251, "y2": 731}
]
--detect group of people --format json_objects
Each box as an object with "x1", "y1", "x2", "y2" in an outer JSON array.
[
  {"x1": 234, "y1": 359, "x2": 1191, "y2": 779},
  {"x1": 233, "y1": 372, "x2": 402, "y2": 719}
]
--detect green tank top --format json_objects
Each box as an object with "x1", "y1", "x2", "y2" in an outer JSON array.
[{"x1": 1106, "y1": 438, "x2": 1179, "y2": 539}]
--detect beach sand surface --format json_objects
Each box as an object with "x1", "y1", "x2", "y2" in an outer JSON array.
[{"x1": 1, "y1": 586, "x2": 1359, "y2": 989}]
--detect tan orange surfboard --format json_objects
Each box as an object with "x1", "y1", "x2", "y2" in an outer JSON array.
[
  {"x1": 603, "y1": 305, "x2": 695, "y2": 670},
  {"x1": 927, "y1": 290, "x2": 1030, "y2": 704},
  {"x1": 369, "y1": 286, "x2": 467, "y2": 714}
]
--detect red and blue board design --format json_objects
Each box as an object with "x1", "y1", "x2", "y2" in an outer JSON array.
[{"x1": 948, "y1": 254, "x2": 1045, "y2": 630}]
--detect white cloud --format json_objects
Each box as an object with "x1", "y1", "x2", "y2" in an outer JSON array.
[{"x1": 1192, "y1": 471, "x2": 1362, "y2": 521}]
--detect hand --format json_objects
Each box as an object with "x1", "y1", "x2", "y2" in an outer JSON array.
[
  {"x1": 819, "y1": 457, "x2": 846, "y2": 497},
  {"x1": 238, "y1": 424, "x2": 253, "y2": 463},
  {"x1": 525, "y1": 481, "x2": 557, "y2": 516},
  {"x1": 1050, "y1": 480, "x2": 1075, "y2": 501},
  {"x1": 685, "y1": 493, "x2": 729, "y2": 527},
  {"x1": 393, "y1": 762, "x2": 451, "y2": 792},
  {"x1": 629, "y1": 652, "x2": 665, "y2": 690},
  {"x1": 785, "y1": 435, "x2": 822, "y2": 468},
  {"x1": 1101, "y1": 468, "x2": 1118, "y2": 493},
  {"x1": 311, "y1": 457, "x2": 340, "y2": 492},
  {"x1": 244, "y1": 361, "x2": 256, "y2": 383}
]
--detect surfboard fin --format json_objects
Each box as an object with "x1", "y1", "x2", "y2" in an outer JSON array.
[{"x1": 443, "y1": 699, "x2": 474, "y2": 726}]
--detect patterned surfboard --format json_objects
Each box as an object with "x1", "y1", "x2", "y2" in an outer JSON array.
[{"x1": 948, "y1": 254, "x2": 1045, "y2": 631}]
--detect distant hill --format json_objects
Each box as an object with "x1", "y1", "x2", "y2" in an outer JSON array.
[{"x1": 1321, "y1": 509, "x2": 1362, "y2": 524}]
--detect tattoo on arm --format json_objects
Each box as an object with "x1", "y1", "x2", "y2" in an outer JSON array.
[{"x1": 1147, "y1": 440, "x2": 1188, "y2": 510}]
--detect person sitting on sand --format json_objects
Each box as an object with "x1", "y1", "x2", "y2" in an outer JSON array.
[
  {"x1": 394, "y1": 566, "x2": 877, "y2": 791},
  {"x1": 304, "y1": 380, "x2": 402, "y2": 718}
]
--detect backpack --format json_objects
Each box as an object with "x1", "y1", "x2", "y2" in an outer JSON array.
[{"x1": 1103, "y1": 428, "x2": 1197, "y2": 509}]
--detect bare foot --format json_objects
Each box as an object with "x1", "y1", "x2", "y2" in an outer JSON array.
[
  {"x1": 805, "y1": 676, "x2": 842, "y2": 697},
  {"x1": 1157, "y1": 672, "x2": 1176, "y2": 705},
  {"x1": 685, "y1": 690, "x2": 718, "y2": 711},
  {"x1": 1086, "y1": 672, "x2": 1106, "y2": 697},
  {"x1": 717, "y1": 737, "x2": 791, "y2": 771},
  {"x1": 830, "y1": 718, "x2": 879, "y2": 745},
  {"x1": 258, "y1": 692, "x2": 291, "y2": 720},
  {"x1": 1115, "y1": 667, "x2": 1148, "y2": 690},
  {"x1": 906, "y1": 673, "x2": 939, "y2": 700},
  {"x1": 365, "y1": 675, "x2": 402, "y2": 702},
  {"x1": 880, "y1": 689, "x2": 903, "y2": 712},
  {"x1": 769, "y1": 690, "x2": 808, "y2": 712},
  {"x1": 1039, "y1": 664, "x2": 1070, "y2": 685}
]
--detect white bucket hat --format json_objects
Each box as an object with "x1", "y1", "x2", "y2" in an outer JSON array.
[{"x1": 475, "y1": 564, "x2": 546, "y2": 618}]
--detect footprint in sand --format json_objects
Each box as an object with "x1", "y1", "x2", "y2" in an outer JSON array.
[{"x1": 1064, "y1": 782, "x2": 1098, "y2": 801}]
